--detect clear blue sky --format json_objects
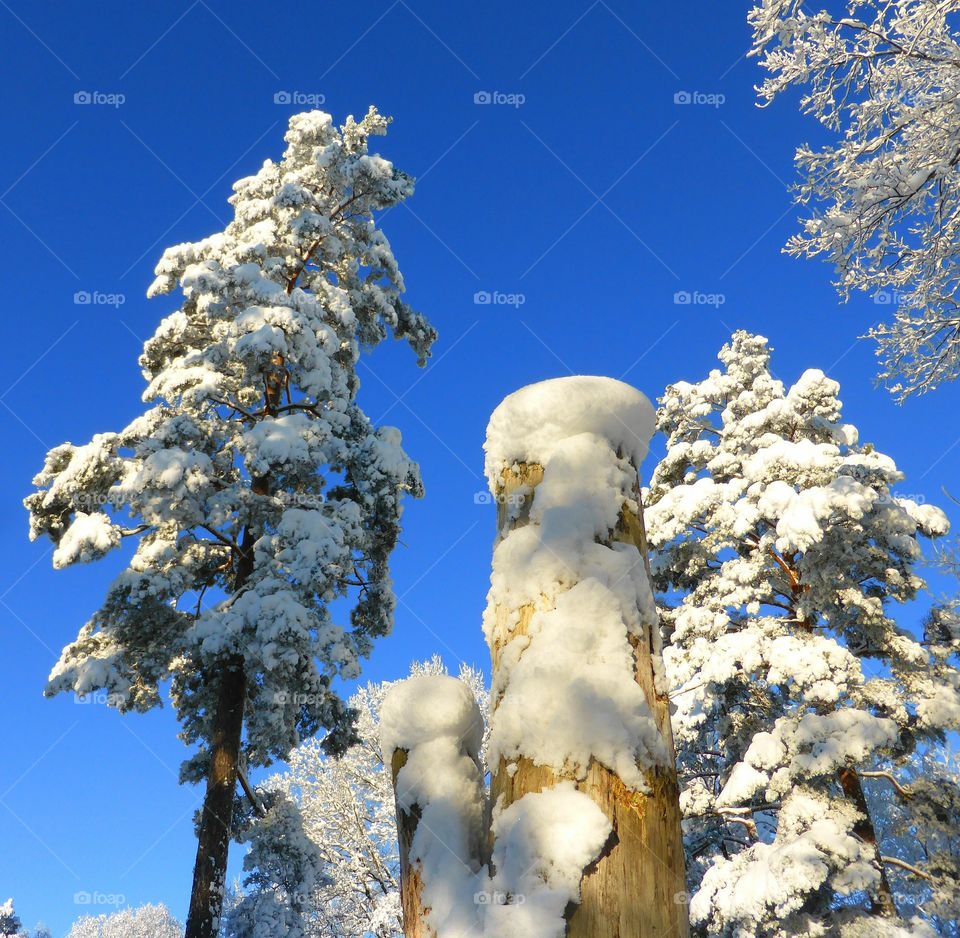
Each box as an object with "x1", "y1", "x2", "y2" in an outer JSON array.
[{"x1": 1, "y1": 1, "x2": 957, "y2": 934}]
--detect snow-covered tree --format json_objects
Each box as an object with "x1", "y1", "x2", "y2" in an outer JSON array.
[
  {"x1": 749, "y1": 1, "x2": 960, "y2": 398},
  {"x1": 0, "y1": 900, "x2": 22, "y2": 937},
  {"x1": 223, "y1": 658, "x2": 486, "y2": 938},
  {"x1": 867, "y1": 744, "x2": 960, "y2": 937},
  {"x1": 222, "y1": 790, "x2": 326, "y2": 938},
  {"x1": 645, "y1": 331, "x2": 960, "y2": 937},
  {"x1": 66, "y1": 903, "x2": 183, "y2": 938},
  {"x1": 24, "y1": 106, "x2": 434, "y2": 938}
]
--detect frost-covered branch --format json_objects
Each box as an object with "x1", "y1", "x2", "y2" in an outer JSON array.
[
  {"x1": 882, "y1": 856, "x2": 934, "y2": 880},
  {"x1": 861, "y1": 770, "x2": 915, "y2": 799},
  {"x1": 750, "y1": 0, "x2": 960, "y2": 397}
]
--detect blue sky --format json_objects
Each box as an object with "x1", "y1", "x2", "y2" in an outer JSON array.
[{"x1": 1, "y1": 1, "x2": 958, "y2": 934}]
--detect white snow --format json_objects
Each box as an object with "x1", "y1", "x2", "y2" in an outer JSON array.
[
  {"x1": 487, "y1": 577, "x2": 669, "y2": 789},
  {"x1": 381, "y1": 675, "x2": 488, "y2": 938},
  {"x1": 380, "y1": 674, "x2": 484, "y2": 764},
  {"x1": 483, "y1": 378, "x2": 668, "y2": 791},
  {"x1": 485, "y1": 782, "x2": 611, "y2": 938},
  {"x1": 53, "y1": 511, "x2": 122, "y2": 568},
  {"x1": 483, "y1": 375, "x2": 655, "y2": 481}
]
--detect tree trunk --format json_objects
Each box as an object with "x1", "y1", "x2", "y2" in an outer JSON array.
[
  {"x1": 185, "y1": 513, "x2": 260, "y2": 938},
  {"x1": 837, "y1": 767, "x2": 897, "y2": 918},
  {"x1": 489, "y1": 463, "x2": 690, "y2": 938},
  {"x1": 184, "y1": 656, "x2": 246, "y2": 938},
  {"x1": 390, "y1": 748, "x2": 432, "y2": 938}
]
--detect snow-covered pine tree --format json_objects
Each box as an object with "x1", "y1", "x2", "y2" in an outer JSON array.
[
  {"x1": 645, "y1": 331, "x2": 959, "y2": 937},
  {"x1": 223, "y1": 658, "x2": 487, "y2": 938},
  {"x1": 24, "y1": 106, "x2": 434, "y2": 938}
]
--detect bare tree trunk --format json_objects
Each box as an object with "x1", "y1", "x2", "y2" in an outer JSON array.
[
  {"x1": 390, "y1": 748, "x2": 432, "y2": 938},
  {"x1": 489, "y1": 463, "x2": 690, "y2": 938},
  {"x1": 184, "y1": 657, "x2": 246, "y2": 938},
  {"x1": 838, "y1": 767, "x2": 897, "y2": 918}
]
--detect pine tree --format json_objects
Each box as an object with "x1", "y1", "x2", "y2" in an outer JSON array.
[
  {"x1": 645, "y1": 331, "x2": 959, "y2": 937},
  {"x1": 24, "y1": 106, "x2": 434, "y2": 938}
]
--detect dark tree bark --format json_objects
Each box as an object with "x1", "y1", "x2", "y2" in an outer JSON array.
[
  {"x1": 185, "y1": 519, "x2": 259, "y2": 938},
  {"x1": 184, "y1": 657, "x2": 246, "y2": 938},
  {"x1": 838, "y1": 767, "x2": 897, "y2": 918}
]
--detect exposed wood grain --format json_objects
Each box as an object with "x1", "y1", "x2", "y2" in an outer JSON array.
[{"x1": 489, "y1": 462, "x2": 690, "y2": 938}]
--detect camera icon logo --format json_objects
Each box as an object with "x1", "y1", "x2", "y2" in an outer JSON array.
[
  {"x1": 274, "y1": 91, "x2": 292, "y2": 104},
  {"x1": 474, "y1": 91, "x2": 492, "y2": 104}
]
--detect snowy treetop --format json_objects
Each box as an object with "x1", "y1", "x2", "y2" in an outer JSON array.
[
  {"x1": 646, "y1": 330, "x2": 959, "y2": 937},
  {"x1": 25, "y1": 106, "x2": 434, "y2": 776},
  {"x1": 483, "y1": 376, "x2": 655, "y2": 481}
]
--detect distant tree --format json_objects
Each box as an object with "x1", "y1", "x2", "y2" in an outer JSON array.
[
  {"x1": 750, "y1": 1, "x2": 960, "y2": 398},
  {"x1": 66, "y1": 903, "x2": 182, "y2": 938},
  {"x1": 0, "y1": 900, "x2": 22, "y2": 937},
  {"x1": 645, "y1": 331, "x2": 959, "y2": 936},
  {"x1": 223, "y1": 658, "x2": 486, "y2": 938},
  {"x1": 221, "y1": 790, "x2": 326, "y2": 938},
  {"x1": 24, "y1": 106, "x2": 434, "y2": 938},
  {"x1": 869, "y1": 744, "x2": 960, "y2": 937}
]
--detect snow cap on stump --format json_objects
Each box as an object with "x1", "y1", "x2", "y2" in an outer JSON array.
[
  {"x1": 483, "y1": 375, "x2": 656, "y2": 482},
  {"x1": 380, "y1": 674, "x2": 484, "y2": 763}
]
